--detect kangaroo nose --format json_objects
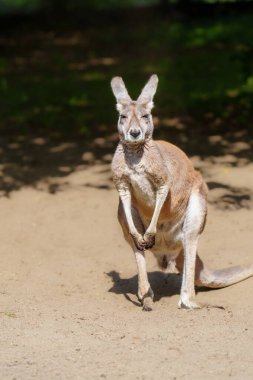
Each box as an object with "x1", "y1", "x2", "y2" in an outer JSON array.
[{"x1": 130, "y1": 130, "x2": 141, "y2": 138}]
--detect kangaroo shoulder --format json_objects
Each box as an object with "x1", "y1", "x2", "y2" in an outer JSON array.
[
  {"x1": 155, "y1": 140, "x2": 193, "y2": 167},
  {"x1": 111, "y1": 144, "x2": 127, "y2": 181}
]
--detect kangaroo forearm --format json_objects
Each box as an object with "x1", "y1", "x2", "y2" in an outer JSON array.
[
  {"x1": 118, "y1": 187, "x2": 138, "y2": 235},
  {"x1": 146, "y1": 184, "x2": 169, "y2": 235}
]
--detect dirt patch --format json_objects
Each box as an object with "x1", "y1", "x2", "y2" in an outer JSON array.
[{"x1": 0, "y1": 155, "x2": 253, "y2": 379}]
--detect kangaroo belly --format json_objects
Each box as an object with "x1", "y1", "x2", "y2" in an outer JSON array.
[{"x1": 150, "y1": 218, "x2": 184, "y2": 257}]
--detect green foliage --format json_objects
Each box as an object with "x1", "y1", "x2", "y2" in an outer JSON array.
[
  {"x1": 243, "y1": 76, "x2": 253, "y2": 93},
  {"x1": 0, "y1": 0, "x2": 158, "y2": 14},
  {"x1": 1, "y1": 0, "x2": 253, "y2": 14},
  {"x1": 0, "y1": 12, "x2": 253, "y2": 137},
  {"x1": 0, "y1": 0, "x2": 42, "y2": 13}
]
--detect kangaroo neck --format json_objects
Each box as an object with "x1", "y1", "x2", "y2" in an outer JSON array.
[{"x1": 121, "y1": 139, "x2": 155, "y2": 166}]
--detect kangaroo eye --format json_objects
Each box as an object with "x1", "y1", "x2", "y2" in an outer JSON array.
[
  {"x1": 120, "y1": 115, "x2": 127, "y2": 119},
  {"x1": 142, "y1": 114, "x2": 149, "y2": 119}
]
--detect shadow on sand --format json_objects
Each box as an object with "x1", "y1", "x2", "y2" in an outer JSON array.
[
  {"x1": 106, "y1": 270, "x2": 182, "y2": 306},
  {"x1": 106, "y1": 269, "x2": 221, "y2": 308}
]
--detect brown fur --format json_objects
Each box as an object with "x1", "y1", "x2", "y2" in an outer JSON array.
[{"x1": 111, "y1": 74, "x2": 253, "y2": 310}]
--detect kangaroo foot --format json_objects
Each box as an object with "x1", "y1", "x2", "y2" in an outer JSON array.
[{"x1": 178, "y1": 298, "x2": 202, "y2": 310}]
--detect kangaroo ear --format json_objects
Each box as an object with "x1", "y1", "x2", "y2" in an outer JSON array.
[
  {"x1": 111, "y1": 77, "x2": 131, "y2": 112},
  {"x1": 137, "y1": 74, "x2": 158, "y2": 111}
]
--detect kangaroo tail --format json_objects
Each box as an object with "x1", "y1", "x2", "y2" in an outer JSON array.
[{"x1": 195, "y1": 255, "x2": 253, "y2": 289}]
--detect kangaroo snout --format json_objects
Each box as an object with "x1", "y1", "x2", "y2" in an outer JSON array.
[{"x1": 129, "y1": 129, "x2": 141, "y2": 138}]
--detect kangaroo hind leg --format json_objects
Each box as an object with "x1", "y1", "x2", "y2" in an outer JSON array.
[{"x1": 178, "y1": 191, "x2": 207, "y2": 309}]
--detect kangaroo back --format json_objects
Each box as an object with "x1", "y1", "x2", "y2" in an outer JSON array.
[{"x1": 156, "y1": 140, "x2": 208, "y2": 206}]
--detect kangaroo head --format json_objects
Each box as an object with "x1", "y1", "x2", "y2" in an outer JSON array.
[{"x1": 111, "y1": 74, "x2": 158, "y2": 145}]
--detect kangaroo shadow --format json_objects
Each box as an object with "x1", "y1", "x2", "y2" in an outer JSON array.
[
  {"x1": 106, "y1": 270, "x2": 219, "y2": 308},
  {"x1": 106, "y1": 270, "x2": 182, "y2": 306}
]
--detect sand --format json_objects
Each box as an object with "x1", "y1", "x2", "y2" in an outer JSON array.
[{"x1": 0, "y1": 139, "x2": 253, "y2": 380}]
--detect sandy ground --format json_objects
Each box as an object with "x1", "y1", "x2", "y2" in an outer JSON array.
[{"x1": 0, "y1": 147, "x2": 253, "y2": 380}]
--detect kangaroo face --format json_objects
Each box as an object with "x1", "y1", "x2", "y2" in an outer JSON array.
[
  {"x1": 111, "y1": 75, "x2": 158, "y2": 145},
  {"x1": 117, "y1": 101, "x2": 154, "y2": 144}
]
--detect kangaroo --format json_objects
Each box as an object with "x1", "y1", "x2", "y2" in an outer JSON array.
[{"x1": 111, "y1": 74, "x2": 253, "y2": 311}]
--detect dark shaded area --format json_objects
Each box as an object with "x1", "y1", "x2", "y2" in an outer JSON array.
[
  {"x1": 107, "y1": 270, "x2": 182, "y2": 305},
  {"x1": 207, "y1": 181, "x2": 252, "y2": 210},
  {"x1": 107, "y1": 269, "x2": 235, "y2": 313},
  {"x1": 0, "y1": 134, "x2": 116, "y2": 196},
  {"x1": 0, "y1": 4, "x2": 252, "y2": 208},
  {"x1": 106, "y1": 270, "x2": 223, "y2": 308}
]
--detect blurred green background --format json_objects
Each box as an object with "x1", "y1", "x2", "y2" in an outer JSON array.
[{"x1": 0, "y1": 0, "x2": 252, "y2": 193}]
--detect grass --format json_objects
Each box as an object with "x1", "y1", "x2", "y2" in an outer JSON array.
[{"x1": 0, "y1": 310, "x2": 17, "y2": 318}]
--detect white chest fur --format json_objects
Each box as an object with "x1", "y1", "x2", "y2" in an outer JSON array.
[{"x1": 127, "y1": 166, "x2": 156, "y2": 208}]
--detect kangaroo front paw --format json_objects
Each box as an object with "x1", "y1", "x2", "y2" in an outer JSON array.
[
  {"x1": 131, "y1": 233, "x2": 146, "y2": 251},
  {"x1": 138, "y1": 287, "x2": 154, "y2": 311},
  {"x1": 143, "y1": 232, "x2": 156, "y2": 249}
]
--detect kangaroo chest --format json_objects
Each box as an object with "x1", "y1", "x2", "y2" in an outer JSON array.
[{"x1": 126, "y1": 166, "x2": 156, "y2": 209}]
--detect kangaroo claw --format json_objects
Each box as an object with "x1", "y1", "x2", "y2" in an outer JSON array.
[{"x1": 143, "y1": 233, "x2": 156, "y2": 249}]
